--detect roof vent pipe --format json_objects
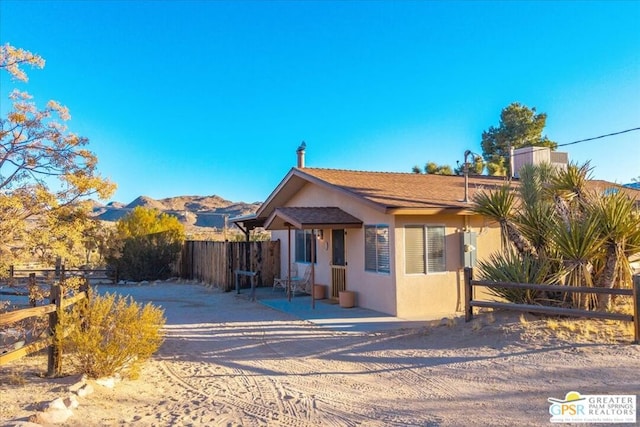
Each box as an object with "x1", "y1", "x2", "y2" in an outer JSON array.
[{"x1": 296, "y1": 141, "x2": 306, "y2": 168}]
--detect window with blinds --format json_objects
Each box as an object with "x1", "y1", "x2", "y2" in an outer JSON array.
[
  {"x1": 294, "y1": 229, "x2": 316, "y2": 263},
  {"x1": 364, "y1": 225, "x2": 390, "y2": 274},
  {"x1": 405, "y1": 226, "x2": 425, "y2": 274},
  {"x1": 404, "y1": 225, "x2": 446, "y2": 274}
]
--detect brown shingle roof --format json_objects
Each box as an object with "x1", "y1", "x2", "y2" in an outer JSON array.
[
  {"x1": 250, "y1": 167, "x2": 640, "y2": 223},
  {"x1": 297, "y1": 168, "x2": 512, "y2": 210}
]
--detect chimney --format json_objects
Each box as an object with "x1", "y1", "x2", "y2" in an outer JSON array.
[{"x1": 296, "y1": 141, "x2": 306, "y2": 168}]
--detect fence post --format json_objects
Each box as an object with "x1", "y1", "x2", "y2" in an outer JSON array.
[
  {"x1": 464, "y1": 267, "x2": 473, "y2": 322},
  {"x1": 47, "y1": 282, "x2": 63, "y2": 377},
  {"x1": 633, "y1": 275, "x2": 639, "y2": 344},
  {"x1": 54, "y1": 258, "x2": 62, "y2": 279},
  {"x1": 9, "y1": 265, "x2": 14, "y2": 279},
  {"x1": 28, "y1": 273, "x2": 37, "y2": 307}
]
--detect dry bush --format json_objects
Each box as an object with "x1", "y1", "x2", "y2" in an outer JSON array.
[
  {"x1": 61, "y1": 290, "x2": 165, "y2": 379},
  {"x1": 471, "y1": 319, "x2": 483, "y2": 331},
  {"x1": 542, "y1": 299, "x2": 635, "y2": 343},
  {"x1": 1, "y1": 370, "x2": 26, "y2": 386}
]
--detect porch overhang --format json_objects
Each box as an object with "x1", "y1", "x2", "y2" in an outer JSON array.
[
  {"x1": 264, "y1": 207, "x2": 363, "y2": 230},
  {"x1": 228, "y1": 213, "x2": 266, "y2": 231}
]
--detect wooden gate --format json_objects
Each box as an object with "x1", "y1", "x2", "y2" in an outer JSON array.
[{"x1": 331, "y1": 265, "x2": 346, "y2": 298}]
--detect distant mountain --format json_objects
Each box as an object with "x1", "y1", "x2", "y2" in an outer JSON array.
[
  {"x1": 91, "y1": 195, "x2": 261, "y2": 229},
  {"x1": 625, "y1": 182, "x2": 640, "y2": 190}
]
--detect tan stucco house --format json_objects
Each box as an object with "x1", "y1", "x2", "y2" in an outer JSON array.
[
  {"x1": 232, "y1": 146, "x2": 640, "y2": 319},
  {"x1": 232, "y1": 150, "x2": 515, "y2": 319}
]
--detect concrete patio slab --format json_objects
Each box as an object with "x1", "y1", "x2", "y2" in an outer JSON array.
[{"x1": 250, "y1": 287, "x2": 440, "y2": 333}]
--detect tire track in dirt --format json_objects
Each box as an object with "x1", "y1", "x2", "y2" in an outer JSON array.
[
  {"x1": 159, "y1": 319, "x2": 470, "y2": 426},
  {"x1": 250, "y1": 325, "x2": 446, "y2": 425},
  {"x1": 258, "y1": 325, "x2": 460, "y2": 403},
  {"x1": 227, "y1": 366, "x2": 310, "y2": 420},
  {"x1": 159, "y1": 360, "x2": 321, "y2": 427}
]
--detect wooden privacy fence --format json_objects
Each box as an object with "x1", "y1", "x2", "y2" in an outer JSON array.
[
  {"x1": 0, "y1": 275, "x2": 89, "y2": 376},
  {"x1": 464, "y1": 268, "x2": 640, "y2": 343},
  {"x1": 178, "y1": 240, "x2": 280, "y2": 291}
]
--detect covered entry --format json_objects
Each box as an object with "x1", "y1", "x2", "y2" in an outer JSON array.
[
  {"x1": 264, "y1": 206, "x2": 362, "y2": 307},
  {"x1": 331, "y1": 229, "x2": 346, "y2": 299}
]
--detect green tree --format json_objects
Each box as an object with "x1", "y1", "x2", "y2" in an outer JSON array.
[
  {"x1": 107, "y1": 207, "x2": 185, "y2": 281},
  {"x1": 412, "y1": 162, "x2": 454, "y2": 175},
  {"x1": 0, "y1": 43, "x2": 115, "y2": 268},
  {"x1": 453, "y1": 154, "x2": 484, "y2": 176},
  {"x1": 481, "y1": 102, "x2": 557, "y2": 176}
]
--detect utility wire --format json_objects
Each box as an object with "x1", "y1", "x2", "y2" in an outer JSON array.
[
  {"x1": 557, "y1": 127, "x2": 640, "y2": 147},
  {"x1": 455, "y1": 127, "x2": 639, "y2": 167},
  {"x1": 503, "y1": 126, "x2": 640, "y2": 160}
]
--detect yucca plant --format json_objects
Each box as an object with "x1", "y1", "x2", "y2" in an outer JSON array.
[
  {"x1": 478, "y1": 249, "x2": 565, "y2": 305},
  {"x1": 547, "y1": 162, "x2": 594, "y2": 224},
  {"x1": 515, "y1": 202, "x2": 557, "y2": 256},
  {"x1": 518, "y1": 162, "x2": 555, "y2": 207},
  {"x1": 548, "y1": 162, "x2": 593, "y2": 205},
  {"x1": 471, "y1": 184, "x2": 535, "y2": 256},
  {"x1": 515, "y1": 163, "x2": 557, "y2": 255},
  {"x1": 590, "y1": 191, "x2": 640, "y2": 309},
  {"x1": 551, "y1": 212, "x2": 604, "y2": 309}
]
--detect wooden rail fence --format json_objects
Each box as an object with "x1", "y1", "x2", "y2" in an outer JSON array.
[
  {"x1": 0, "y1": 273, "x2": 89, "y2": 376},
  {"x1": 464, "y1": 267, "x2": 640, "y2": 343}
]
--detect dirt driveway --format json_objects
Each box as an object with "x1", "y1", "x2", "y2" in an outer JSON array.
[{"x1": 1, "y1": 282, "x2": 638, "y2": 426}]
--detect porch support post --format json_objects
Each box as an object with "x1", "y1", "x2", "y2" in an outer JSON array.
[
  {"x1": 287, "y1": 224, "x2": 292, "y2": 302},
  {"x1": 311, "y1": 229, "x2": 316, "y2": 310}
]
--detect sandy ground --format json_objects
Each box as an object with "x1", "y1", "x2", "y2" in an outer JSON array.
[{"x1": 1, "y1": 282, "x2": 638, "y2": 426}]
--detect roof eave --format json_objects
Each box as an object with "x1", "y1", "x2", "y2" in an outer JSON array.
[{"x1": 386, "y1": 206, "x2": 477, "y2": 215}]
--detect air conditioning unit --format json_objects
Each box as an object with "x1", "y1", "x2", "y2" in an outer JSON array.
[{"x1": 511, "y1": 146, "x2": 568, "y2": 178}]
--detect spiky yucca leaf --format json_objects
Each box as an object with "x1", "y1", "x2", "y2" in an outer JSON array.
[
  {"x1": 552, "y1": 212, "x2": 603, "y2": 308},
  {"x1": 518, "y1": 162, "x2": 555, "y2": 208},
  {"x1": 478, "y1": 249, "x2": 564, "y2": 305},
  {"x1": 515, "y1": 202, "x2": 557, "y2": 255},
  {"x1": 548, "y1": 161, "x2": 593, "y2": 206},
  {"x1": 590, "y1": 191, "x2": 640, "y2": 308},
  {"x1": 471, "y1": 185, "x2": 535, "y2": 255}
]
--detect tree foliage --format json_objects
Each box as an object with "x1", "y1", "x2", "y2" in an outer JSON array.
[
  {"x1": 412, "y1": 162, "x2": 454, "y2": 175},
  {"x1": 0, "y1": 43, "x2": 115, "y2": 267},
  {"x1": 410, "y1": 103, "x2": 556, "y2": 177},
  {"x1": 481, "y1": 102, "x2": 557, "y2": 176},
  {"x1": 453, "y1": 154, "x2": 484, "y2": 176},
  {"x1": 24, "y1": 206, "x2": 106, "y2": 267},
  {"x1": 107, "y1": 207, "x2": 185, "y2": 281}
]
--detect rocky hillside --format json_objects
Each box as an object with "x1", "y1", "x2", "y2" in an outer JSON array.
[{"x1": 92, "y1": 195, "x2": 261, "y2": 229}]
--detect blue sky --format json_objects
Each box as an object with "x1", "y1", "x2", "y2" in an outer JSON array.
[{"x1": 1, "y1": 1, "x2": 638, "y2": 204}]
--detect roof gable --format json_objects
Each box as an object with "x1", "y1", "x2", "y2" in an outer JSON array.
[
  {"x1": 256, "y1": 167, "x2": 512, "y2": 219},
  {"x1": 295, "y1": 168, "x2": 511, "y2": 211}
]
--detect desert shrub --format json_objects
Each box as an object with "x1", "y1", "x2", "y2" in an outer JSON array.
[
  {"x1": 105, "y1": 207, "x2": 184, "y2": 282},
  {"x1": 61, "y1": 290, "x2": 165, "y2": 379},
  {"x1": 478, "y1": 249, "x2": 565, "y2": 305},
  {"x1": 110, "y1": 232, "x2": 182, "y2": 281}
]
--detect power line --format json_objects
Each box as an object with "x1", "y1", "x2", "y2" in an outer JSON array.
[
  {"x1": 454, "y1": 127, "x2": 640, "y2": 168},
  {"x1": 557, "y1": 127, "x2": 640, "y2": 147},
  {"x1": 502, "y1": 127, "x2": 640, "y2": 161}
]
